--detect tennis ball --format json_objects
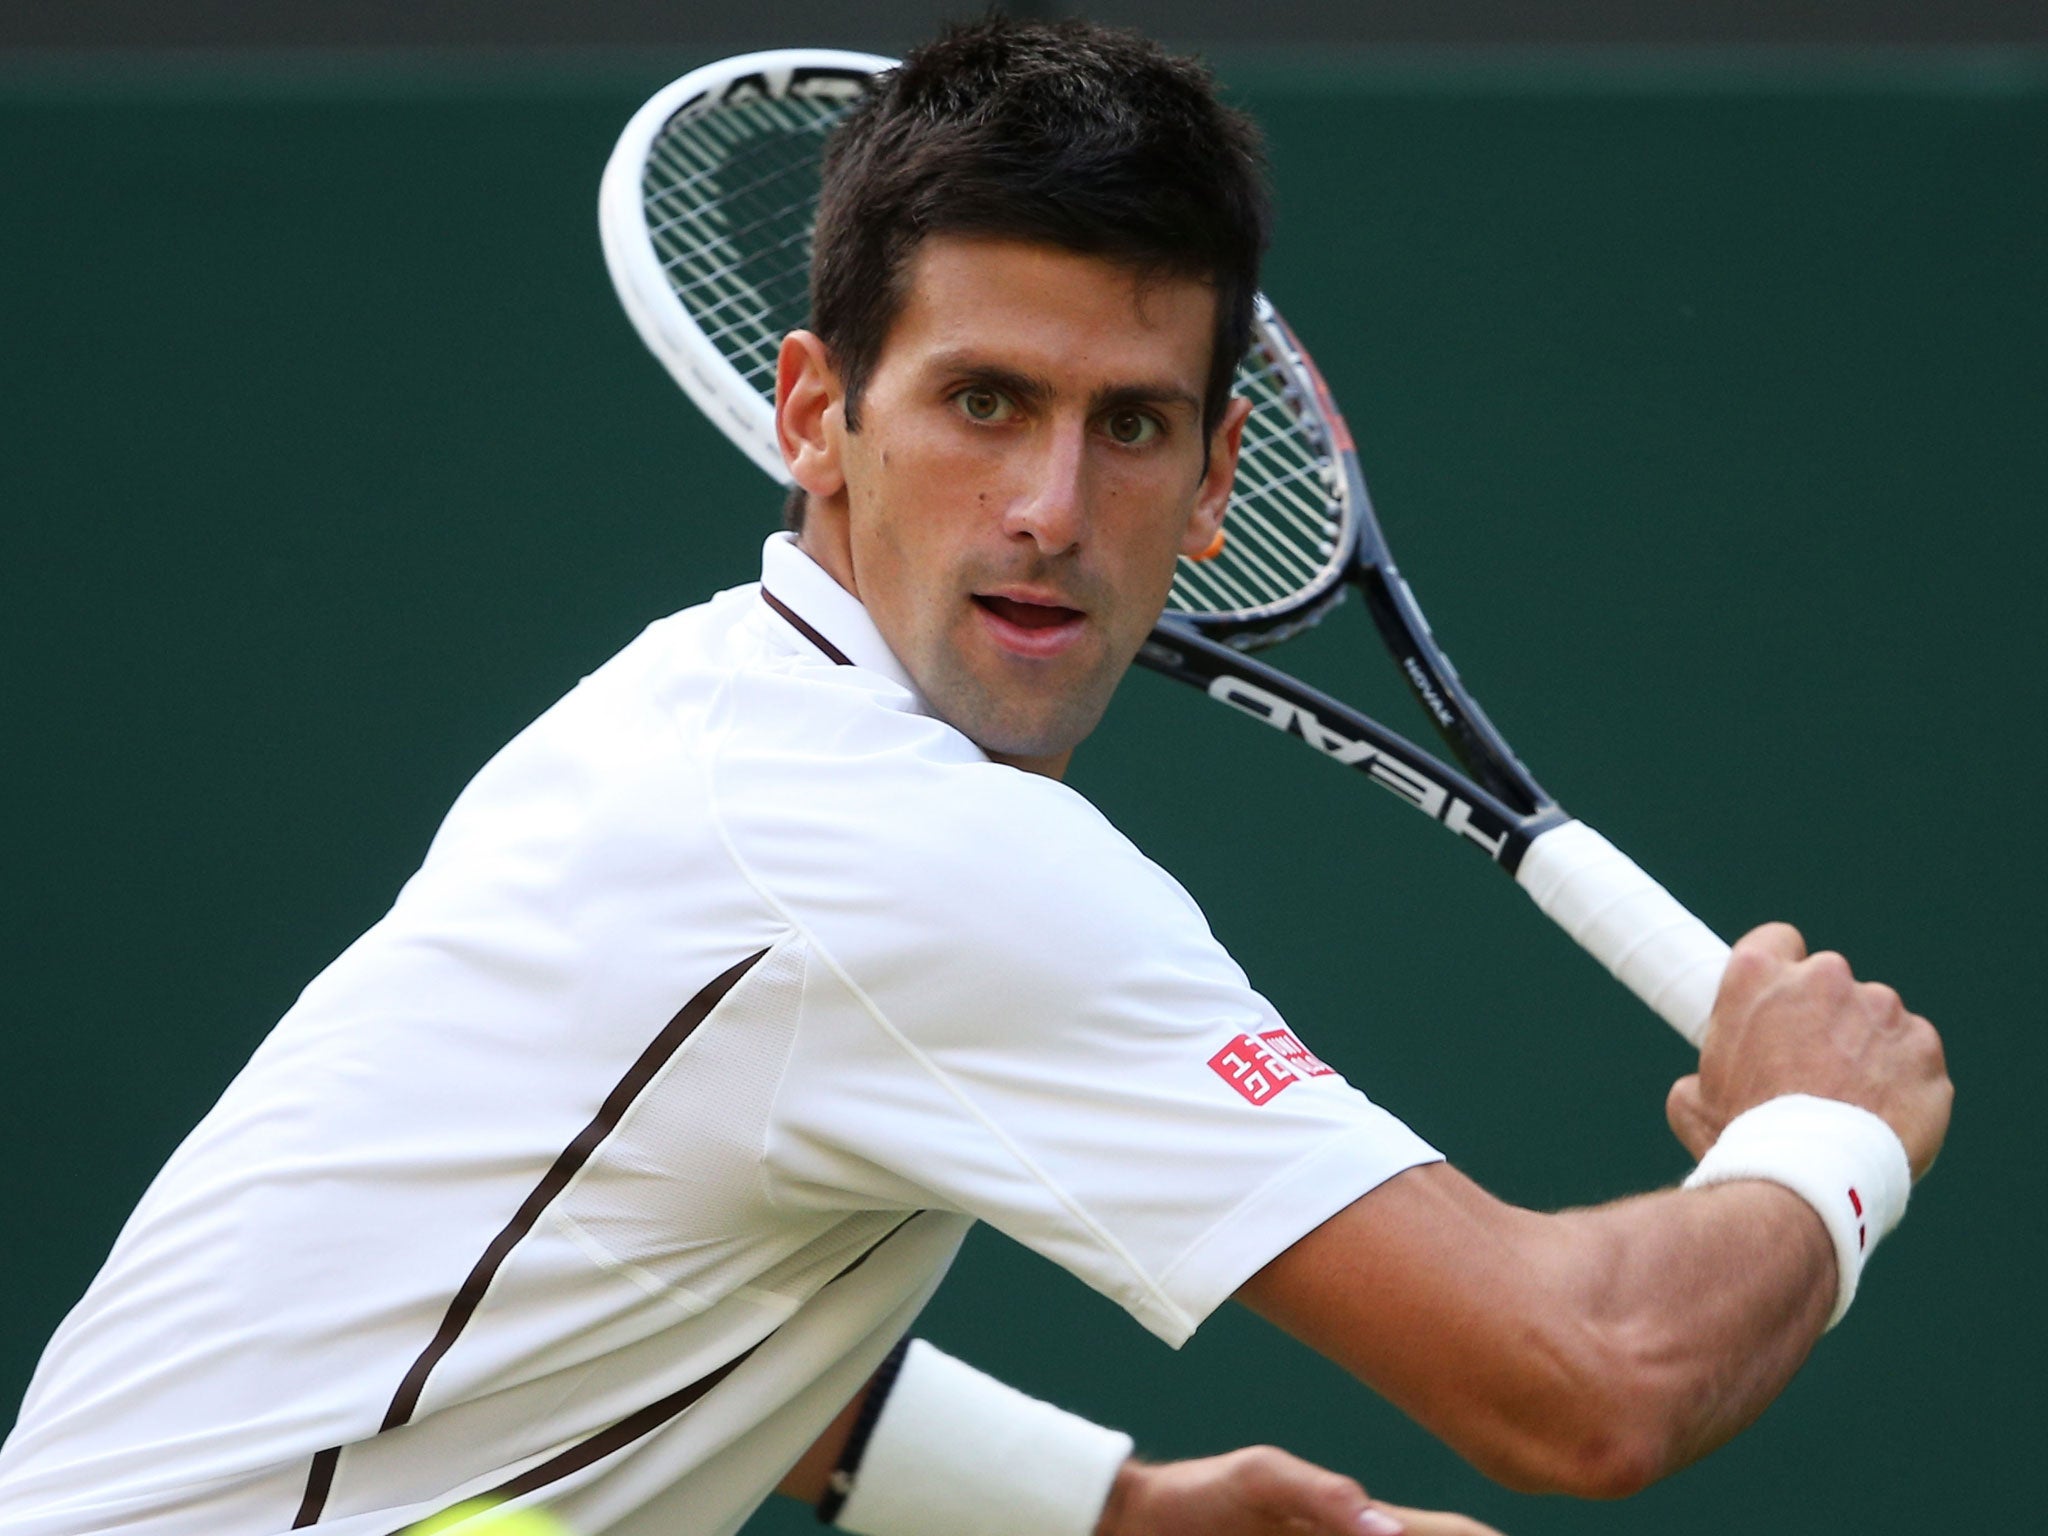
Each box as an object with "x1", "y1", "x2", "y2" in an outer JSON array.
[{"x1": 407, "y1": 1500, "x2": 574, "y2": 1536}]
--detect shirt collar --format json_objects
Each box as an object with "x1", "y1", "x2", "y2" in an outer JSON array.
[{"x1": 758, "y1": 532, "x2": 925, "y2": 704}]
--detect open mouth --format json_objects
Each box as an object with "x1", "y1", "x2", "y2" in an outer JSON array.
[
  {"x1": 972, "y1": 593, "x2": 1088, "y2": 659},
  {"x1": 974, "y1": 594, "x2": 1084, "y2": 630}
]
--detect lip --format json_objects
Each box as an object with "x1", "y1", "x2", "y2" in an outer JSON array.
[{"x1": 972, "y1": 590, "x2": 1089, "y2": 660}]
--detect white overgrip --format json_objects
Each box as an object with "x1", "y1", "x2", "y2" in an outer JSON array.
[{"x1": 1514, "y1": 819, "x2": 1730, "y2": 1047}]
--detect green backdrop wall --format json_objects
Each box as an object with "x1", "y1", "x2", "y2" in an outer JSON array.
[{"x1": 2, "y1": 50, "x2": 2041, "y2": 1533}]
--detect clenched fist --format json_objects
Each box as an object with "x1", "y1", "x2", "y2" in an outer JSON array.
[{"x1": 1668, "y1": 923, "x2": 1951, "y2": 1178}]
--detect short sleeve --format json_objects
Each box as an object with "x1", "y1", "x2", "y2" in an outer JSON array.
[{"x1": 710, "y1": 666, "x2": 1441, "y2": 1346}]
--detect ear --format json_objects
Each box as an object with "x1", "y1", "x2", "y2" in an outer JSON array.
[
  {"x1": 1180, "y1": 394, "x2": 1253, "y2": 560},
  {"x1": 775, "y1": 329, "x2": 846, "y2": 500}
]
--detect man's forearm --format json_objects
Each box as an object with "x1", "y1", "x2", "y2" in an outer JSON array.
[
  {"x1": 1539, "y1": 1178, "x2": 1834, "y2": 1477},
  {"x1": 1239, "y1": 1161, "x2": 1835, "y2": 1497}
]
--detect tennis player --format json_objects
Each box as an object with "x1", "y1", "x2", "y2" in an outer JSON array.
[{"x1": 0, "y1": 17, "x2": 1947, "y2": 1536}]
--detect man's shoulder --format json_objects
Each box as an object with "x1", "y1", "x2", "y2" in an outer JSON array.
[
  {"x1": 710, "y1": 695, "x2": 1221, "y2": 992},
  {"x1": 710, "y1": 674, "x2": 1116, "y2": 865},
  {"x1": 412, "y1": 580, "x2": 770, "y2": 862},
  {"x1": 510, "y1": 577, "x2": 786, "y2": 762},
  {"x1": 583, "y1": 578, "x2": 764, "y2": 697}
]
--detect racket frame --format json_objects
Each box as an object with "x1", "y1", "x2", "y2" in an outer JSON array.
[{"x1": 599, "y1": 49, "x2": 895, "y2": 483}]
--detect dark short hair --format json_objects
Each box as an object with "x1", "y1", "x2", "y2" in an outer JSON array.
[{"x1": 786, "y1": 15, "x2": 1269, "y2": 529}]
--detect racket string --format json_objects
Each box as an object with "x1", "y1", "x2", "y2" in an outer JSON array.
[
  {"x1": 643, "y1": 95, "x2": 854, "y2": 394},
  {"x1": 1171, "y1": 339, "x2": 1343, "y2": 615}
]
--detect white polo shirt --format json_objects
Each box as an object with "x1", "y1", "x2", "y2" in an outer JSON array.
[{"x1": 0, "y1": 535, "x2": 1440, "y2": 1535}]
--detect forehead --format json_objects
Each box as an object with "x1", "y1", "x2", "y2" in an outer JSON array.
[{"x1": 877, "y1": 235, "x2": 1216, "y2": 392}]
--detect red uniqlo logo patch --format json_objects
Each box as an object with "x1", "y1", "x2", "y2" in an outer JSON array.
[
  {"x1": 1208, "y1": 1027, "x2": 1335, "y2": 1105},
  {"x1": 1259, "y1": 1026, "x2": 1332, "y2": 1079}
]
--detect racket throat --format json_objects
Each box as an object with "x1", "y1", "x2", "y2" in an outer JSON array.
[
  {"x1": 1356, "y1": 566, "x2": 1549, "y2": 819},
  {"x1": 1207, "y1": 675, "x2": 1512, "y2": 859},
  {"x1": 1139, "y1": 625, "x2": 1561, "y2": 869}
]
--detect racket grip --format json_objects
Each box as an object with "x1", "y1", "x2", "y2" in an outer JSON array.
[{"x1": 1515, "y1": 820, "x2": 1730, "y2": 1048}]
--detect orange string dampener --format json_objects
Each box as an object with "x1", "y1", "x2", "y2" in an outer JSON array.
[{"x1": 1192, "y1": 527, "x2": 1227, "y2": 562}]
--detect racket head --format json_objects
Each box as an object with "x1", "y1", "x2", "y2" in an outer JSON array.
[
  {"x1": 601, "y1": 50, "x2": 1547, "y2": 814},
  {"x1": 598, "y1": 49, "x2": 1366, "y2": 631},
  {"x1": 598, "y1": 49, "x2": 893, "y2": 484}
]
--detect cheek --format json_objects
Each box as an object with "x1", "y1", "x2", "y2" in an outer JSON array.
[
  {"x1": 1105, "y1": 463, "x2": 1203, "y2": 554},
  {"x1": 1102, "y1": 433, "x2": 1205, "y2": 502},
  {"x1": 849, "y1": 483, "x2": 965, "y2": 631},
  {"x1": 863, "y1": 415, "x2": 995, "y2": 511}
]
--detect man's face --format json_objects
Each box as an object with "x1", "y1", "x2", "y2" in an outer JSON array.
[{"x1": 779, "y1": 236, "x2": 1246, "y2": 777}]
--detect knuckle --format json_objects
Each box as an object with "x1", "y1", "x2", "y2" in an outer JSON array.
[
  {"x1": 1237, "y1": 1444, "x2": 1289, "y2": 1482},
  {"x1": 1721, "y1": 924, "x2": 1807, "y2": 1001},
  {"x1": 1805, "y1": 949, "x2": 1853, "y2": 988},
  {"x1": 1749, "y1": 920, "x2": 1807, "y2": 956},
  {"x1": 1717, "y1": 947, "x2": 1772, "y2": 1003},
  {"x1": 1727, "y1": 934, "x2": 1773, "y2": 973},
  {"x1": 1911, "y1": 1015, "x2": 1949, "y2": 1072},
  {"x1": 1325, "y1": 1475, "x2": 1368, "y2": 1509}
]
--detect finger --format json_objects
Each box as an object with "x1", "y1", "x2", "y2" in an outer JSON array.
[
  {"x1": 1735, "y1": 921, "x2": 1807, "y2": 965},
  {"x1": 1242, "y1": 1449, "x2": 1374, "y2": 1531},
  {"x1": 1375, "y1": 1504, "x2": 1509, "y2": 1536},
  {"x1": 1195, "y1": 1445, "x2": 1361, "y2": 1534},
  {"x1": 1665, "y1": 1073, "x2": 1700, "y2": 1135},
  {"x1": 1712, "y1": 923, "x2": 1807, "y2": 1019},
  {"x1": 1665, "y1": 1074, "x2": 1714, "y2": 1159}
]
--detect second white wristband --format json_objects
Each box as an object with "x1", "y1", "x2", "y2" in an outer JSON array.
[
  {"x1": 1682, "y1": 1093, "x2": 1911, "y2": 1329},
  {"x1": 833, "y1": 1339, "x2": 1134, "y2": 1536}
]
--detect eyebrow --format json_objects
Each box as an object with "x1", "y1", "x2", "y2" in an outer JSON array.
[
  {"x1": 929, "y1": 353, "x2": 1203, "y2": 420},
  {"x1": 1092, "y1": 380, "x2": 1204, "y2": 420}
]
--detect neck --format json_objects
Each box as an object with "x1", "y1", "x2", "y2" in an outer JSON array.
[
  {"x1": 794, "y1": 522, "x2": 1071, "y2": 782},
  {"x1": 987, "y1": 746, "x2": 1072, "y2": 781},
  {"x1": 794, "y1": 514, "x2": 858, "y2": 602}
]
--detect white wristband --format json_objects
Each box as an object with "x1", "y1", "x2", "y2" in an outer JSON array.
[
  {"x1": 1682, "y1": 1094, "x2": 1911, "y2": 1329},
  {"x1": 833, "y1": 1340, "x2": 1134, "y2": 1536}
]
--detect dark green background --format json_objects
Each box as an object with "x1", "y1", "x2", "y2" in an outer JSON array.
[{"x1": 3, "y1": 50, "x2": 2040, "y2": 1533}]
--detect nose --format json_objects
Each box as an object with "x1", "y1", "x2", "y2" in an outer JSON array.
[{"x1": 1001, "y1": 417, "x2": 1087, "y2": 556}]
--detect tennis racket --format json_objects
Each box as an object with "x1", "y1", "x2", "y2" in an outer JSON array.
[{"x1": 599, "y1": 49, "x2": 1731, "y2": 1046}]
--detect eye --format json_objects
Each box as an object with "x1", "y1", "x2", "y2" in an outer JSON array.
[
  {"x1": 1102, "y1": 408, "x2": 1161, "y2": 446},
  {"x1": 954, "y1": 386, "x2": 1014, "y2": 423}
]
